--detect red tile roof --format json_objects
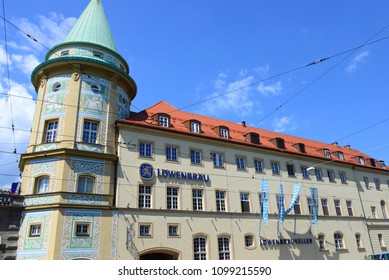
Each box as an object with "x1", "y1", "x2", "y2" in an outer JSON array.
[{"x1": 117, "y1": 101, "x2": 388, "y2": 171}]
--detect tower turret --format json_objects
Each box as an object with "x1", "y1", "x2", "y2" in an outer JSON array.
[{"x1": 17, "y1": 0, "x2": 134, "y2": 260}]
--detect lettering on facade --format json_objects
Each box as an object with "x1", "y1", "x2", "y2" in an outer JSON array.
[
  {"x1": 139, "y1": 164, "x2": 210, "y2": 182},
  {"x1": 259, "y1": 238, "x2": 313, "y2": 246}
]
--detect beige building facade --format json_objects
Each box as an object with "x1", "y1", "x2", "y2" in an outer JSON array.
[{"x1": 16, "y1": 0, "x2": 389, "y2": 260}]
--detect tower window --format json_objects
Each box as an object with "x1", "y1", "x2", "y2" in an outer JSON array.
[
  {"x1": 93, "y1": 51, "x2": 103, "y2": 58},
  {"x1": 29, "y1": 224, "x2": 42, "y2": 237},
  {"x1": 90, "y1": 83, "x2": 101, "y2": 94},
  {"x1": 61, "y1": 50, "x2": 69, "y2": 56},
  {"x1": 52, "y1": 82, "x2": 61, "y2": 92},
  {"x1": 75, "y1": 223, "x2": 90, "y2": 236},
  {"x1": 36, "y1": 176, "x2": 49, "y2": 194},
  {"x1": 82, "y1": 120, "x2": 99, "y2": 144},
  {"x1": 77, "y1": 176, "x2": 95, "y2": 193},
  {"x1": 44, "y1": 120, "x2": 58, "y2": 143}
]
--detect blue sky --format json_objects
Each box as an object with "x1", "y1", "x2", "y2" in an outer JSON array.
[{"x1": 1, "y1": 0, "x2": 389, "y2": 188}]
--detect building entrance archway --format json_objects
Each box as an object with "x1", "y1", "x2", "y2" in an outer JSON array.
[{"x1": 139, "y1": 248, "x2": 180, "y2": 260}]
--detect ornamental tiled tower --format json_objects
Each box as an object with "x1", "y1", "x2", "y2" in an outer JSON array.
[{"x1": 17, "y1": 0, "x2": 136, "y2": 259}]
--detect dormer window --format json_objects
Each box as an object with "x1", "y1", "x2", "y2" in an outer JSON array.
[
  {"x1": 380, "y1": 160, "x2": 386, "y2": 169},
  {"x1": 159, "y1": 115, "x2": 170, "y2": 127},
  {"x1": 296, "y1": 143, "x2": 306, "y2": 153},
  {"x1": 358, "y1": 156, "x2": 365, "y2": 165},
  {"x1": 247, "y1": 133, "x2": 260, "y2": 144},
  {"x1": 369, "y1": 158, "x2": 376, "y2": 167},
  {"x1": 275, "y1": 138, "x2": 285, "y2": 149},
  {"x1": 336, "y1": 152, "x2": 344, "y2": 160},
  {"x1": 190, "y1": 121, "x2": 201, "y2": 133},
  {"x1": 220, "y1": 127, "x2": 229, "y2": 139},
  {"x1": 324, "y1": 149, "x2": 331, "y2": 158}
]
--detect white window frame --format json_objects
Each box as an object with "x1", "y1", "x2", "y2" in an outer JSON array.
[
  {"x1": 315, "y1": 168, "x2": 323, "y2": 180},
  {"x1": 371, "y1": 206, "x2": 377, "y2": 218},
  {"x1": 190, "y1": 121, "x2": 201, "y2": 133},
  {"x1": 321, "y1": 198, "x2": 329, "y2": 216},
  {"x1": 139, "y1": 224, "x2": 152, "y2": 237},
  {"x1": 324, "y1": 149, "x2": 331, "y2": 158},
  {"x1": 216, "y1": 190, "x2": 226, "y2": 212},
  {"x1": 213, "y1": 153, "x2": 224, "y2": 168},
  {"x1": 327, "y1": 170, "x2": 336, "y2": 182},
  {"x1": 139, "y1": 142, "x2": 153, "y2": 158},
  {"x1": 167, "y1": 187, "x2": 179, "y2": 210},
  {"x1": 240, "y1": 192, "x2": 250, "y2": 213},
  {"x1": 334, "y1": 232, "x2": 345, "y2": 249},
  {"x1": 77, "y1": 175, "x2": 95, "y2": 193},
  {"x1": 236, "y1": 156, "x2": 246, "y2": 170},
  {"x1": 355, "y1": 233, "x2": 363, "y2": 249},
  {"x1": 29, "y1": 224, "x2": 41, "y2": 237},
  {"x1": 36, "y1": 177, "x2": 49, "y2": 194},
  {"x1": 346, "y1": 200, "x2": 354, "y2": 216},
  {"x1": 166, "y1": 146, "x2": 178, "y2": 162},
  {"x1": 159, "y1": 115, "x2": 169, "y2": 127},
  {"x1": 168, "y1": 224, "x2": 180, "y2": 237},
  {"x1": 244, "y1": 234, "x2": 255, "y2": 248},
  {"x1": 82, "y1": 120, "x2": 99, "y2": 144},
  {"x1": 75, "y1": 223, "x2": 90, "y2": 237},
  {"x1": 254, "y1": 159, "x2": 264, "y2": 173},
  {"x1": 192, "y1": 189, "x2": 203, "y2": 211},
  {"x1": 301, "y1": 166, "x2": 309, "y2": 179},
  {"x1": 193, "y1": 236, "x2": 207, "y2": 260},
  {"x1": 381, "y1": 201, "x2": 388, "y2": 219},
  {"x1": 271, "y1": 161, "x2": 280, "y2": 175},
  {"x1": 220, "y1": 127, "x2": 229, "y2": 138},
  {"x1": 218, "y1": 236, "x2": 231, "y2": 260},
  {"x1": 190, "y1": 149, "x2": 202, "y2": 165},
  {"x1": 318, "y1": 234, "x2": 326, "y2": 250},
  {"x1": 138, "y1": 185, "x2": 152, "y2": 208},
  {"x1": 45, "y1": 120, "x2": 58, "y2": 143},
  {"x1": 334, "y1": 199, "x2": 342, "y2": 216},
  {"x1": 339, "y1": 172, "x2": 347, "y2": 184}
]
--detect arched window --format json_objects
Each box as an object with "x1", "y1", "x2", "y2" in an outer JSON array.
[
  {"x1": 355, "y1": 233, "x2": 363, "y2": 249},
  {"x1": 218, "y1": 236, "x2": 231, "y2": 260},
  {"x1": 381, "y1": 201, "x2": 388, "y2": 219},
  {"x1": 193, "y1": 236, "x2": 207, "y2": 260},
  {"x1": 378, "y1": 234, "x2": 385, "y2": 248},
  {"x1": 334, "y1": 232, "x2": 345, "y2": 249},
  {"x1": 90, "y1": 83, "x2": 101, "y2": 94},
  {"x1": 318, "y1": 233, "x2": 326, "y2": 250},
  {"x1": 36, "y1": 176, "x2": 49, "y2": 194},
  {"x1": 77, "y1": 176, "x2": 95, "y2": 193}
]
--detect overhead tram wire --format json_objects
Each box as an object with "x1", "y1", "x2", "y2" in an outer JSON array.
[
  {"x1": 252, "y1": 24, "x2": 389, "y2": 128},
  {"x1": 1, "y1": 0, "x2": 17, "y2": 157}
]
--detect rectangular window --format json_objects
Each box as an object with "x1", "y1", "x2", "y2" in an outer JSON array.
[
  {"x1": 193, "y1": 237, "x2": 207, "y2": 260},
  {"x1": 355, "y1": 234, "x2": 362, "y2": 249},
  {"x1": 166, "y1": 146, "x2": 178, "y2": 161},
  {"x1": 315, "y1": 168, "x2": 323, "y2": 180},
  {"x1": 337, "y1": 152, "x2": 344, "y2": 160},
  {"x1": 301, "y1": 166, "x2": 309, "y2": 179},
  {"x1": 378, "y1": 234, "x2": 385, "y2": 248},
  {"x1": 371, "y1": 206, "x2": 377, "y2": 218},
  {"x1": 139, "y1": 224, "x2": 151, "y2": 237},
  {"x1": 294, "y1": 196, "x2": 301, "y2": 215},
  {"x1": 216, "y1": 191, "x2": 226, "y2": 212},
  {"x1": 334, "y1": 199, "x2": 342, "y2": 216},
  {"x1": 168, "y1": 224, "x2": 179, "y2": 237},
  {"x1": 218, "y1": 236, "x2": 230, "y2": 260},
  {"x1": 190, "y1": 149, "x2": 202, "y2": 165},
  {"x1": 287, "y1": 164, "x2": 295, "y2": 176},
  {"x1": 82, "y1": 120, "x2": 98, "y2": 144},
  {"x1": 75, "y1": 223, "x2": 90, "y2": 236},
  {"x1": 138, "y1": 185, "x2": 152, "y2": 208},
  {"x1": 321, "y1": 199, "x2": 329, "y2": 216},
  {"x1": 192, "y1": 189, "x2": 203, "y2": 211},
  {"x1": 236, "y1": 157, "x2": 246, "y2": 170},
  {"x1": 213, "y1": 153, "x2": 224, "y2": 168},
  {"x1": 29, "y1": 224, "x2": 41, "y2": 237},
  {"x1": 191, "y1": 122, "x2": 200, "y2": 133},
  {"x1": 358, "y1": 157, "x2": 365, "y2": 165},
  {"x1": 167, "y1": 187, "x2": 179, "y2": 210},
  {"x1": 259, "y1": 193, "x2": 264, "y2": 215},
  {"x1": 324, "y1": 149, "x2": 331, "y2": 158},
  {"x1": 220, "y1": 128, "x2": 229, "y2": 138},
  {"x1": 374, "y1": 178, "x2": 381, "y2": 190},
  {"x1": 346, "y1": 200, "x2": 354, "y2": 216},
  {"x1": 364, "y1": 177, "x2": 370, "y2": 189},
  {"x1": 254, "y1": 159, "x2": 264, "y2": 173},
  {"x1": 271, "y1": 161, "x2": 280, "y2": 175},
  {"x1": 240, "y1": 192, "x2": 250, "y2": 213},
  {"x1": 159, "y1": 115, "x2": 169, "y2": 127},
  {"x1": 307, "y1": 198, "x2": 313, "y2": 216},
  {"x1": 327, "y1": 170, "x2": 336, "y2": 182},
  {"x1": 45, "y1": 120, "x2": 58, "y2": 143},
  {"x1": 139, "y1": 142, "x2": 153, "y2": 158},
  {"x1": 339, "y1": 172, "x2": 347, "y2": 184}
]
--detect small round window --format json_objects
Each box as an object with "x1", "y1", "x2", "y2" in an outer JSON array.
[
  {"x1": 52, "y1": 82, "x2": 61, "y2": 92},
  {"x1": 90, "y1": 83, "x2": 101, "y2": 93}
]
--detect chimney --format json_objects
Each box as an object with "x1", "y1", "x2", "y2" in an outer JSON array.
[
  {"x1": 345, "y1": 145, "x2": 351, "y2": 149},
  {"x1": 242, "y1": 121, "x2": 246, "y2": 127},
  {"x1": 331, "y1": 142, "x2": 338, "y2": 146}
]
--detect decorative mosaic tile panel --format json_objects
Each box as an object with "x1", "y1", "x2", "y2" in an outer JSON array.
[
  {"x1": 68, "y1": 158, "x2": 104, "y2": 194},
  {"x1": 26, "y1": 159, "x2": 59, "y2": 194},
  {"x1": 24, "y1": 195, "x2": 55, "y2": 207},
  {"x1": 66, "y1": 194, "x2": 103, "y2": 205},
  {"x1": 61, "y1": 209, "x2": 102, "y2": 259}
]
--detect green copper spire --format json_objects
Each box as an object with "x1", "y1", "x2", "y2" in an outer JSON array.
[{"x1": 64, "y1": 0, "x2": 117, "y2": 52}]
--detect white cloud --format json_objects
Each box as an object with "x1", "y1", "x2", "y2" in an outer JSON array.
[
  {"x1": 0, "y1": 80, "x2": 36, "y2": 188},
  {"x1": 257, "y1": 81, "x2": 283, "y2": 96},
  {"x1": 203, "y1": 73, "x2": 255, "y2": 117},
  {"x1": 272, "y1": 115, "x2": 295, "y2": 132},
  {"x1": 15, "y1": 13, "x2": 77, "y2": 51},
  {"x1": 346, "y1": 51, "x2": 369, "y2": 73},
  {"x1": 11, "y1": 54, "x2": 40, "y2": 75}
]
